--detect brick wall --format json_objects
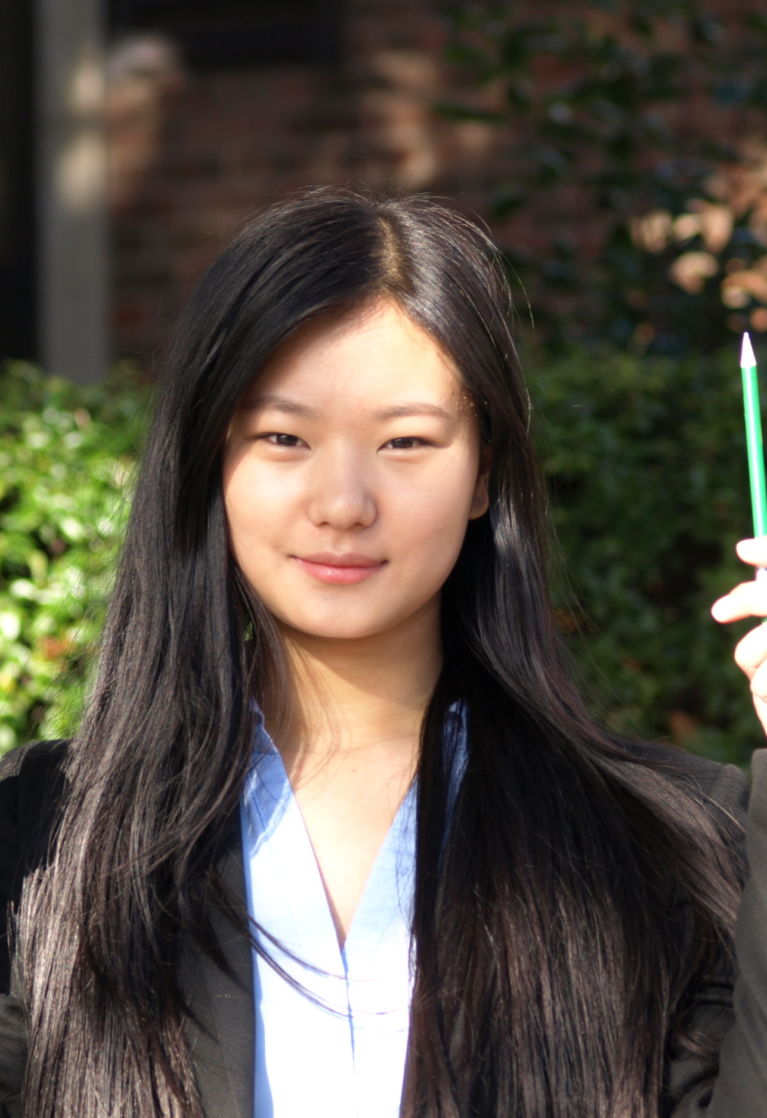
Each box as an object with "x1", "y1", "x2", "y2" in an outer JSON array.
[
  {"x1": 106, "y1": 0, "x2": 767, "y2": 362},
  {"x1": 108, "y1": 0, "x2": 500, "y2": 362}
]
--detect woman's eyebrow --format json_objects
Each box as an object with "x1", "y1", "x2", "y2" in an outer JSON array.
[
  {"x1": 242, "y1": 396, "x2": 456, "y2": 422},
  {"x1": 373, "y1": 403, "x2": 455, "y2": 421},
  {"x1": 242, "y1": 393, "x2": 316, "y2": 416}
]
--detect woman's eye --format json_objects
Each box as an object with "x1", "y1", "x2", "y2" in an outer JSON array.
[
  {"x1": 383, "y1": 436, "x2": 429, "y2": 450},
  {"x1": 259, "y1": 432, "x2": 304, "y2": 448}
]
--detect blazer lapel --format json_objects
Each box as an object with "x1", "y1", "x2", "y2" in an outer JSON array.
[{"x1": 181, "y1": 829, "x2": 254, "y2": 1118}]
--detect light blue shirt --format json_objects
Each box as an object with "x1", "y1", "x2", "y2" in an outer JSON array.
[{"x1": 240, "y1": 708, "x2": 465, "y2": 1118}]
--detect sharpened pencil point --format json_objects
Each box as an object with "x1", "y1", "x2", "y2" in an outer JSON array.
[{"x1": 741, "y1": 331, "x2": 756, "y2": 368}]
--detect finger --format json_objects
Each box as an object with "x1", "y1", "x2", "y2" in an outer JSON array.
[
  {"x1": 711, "y1": 579, "x2": 767, "y2": 622},
  {"x1": 754, "y1": 695, "x2": 767, "y2": 737},
  {"x1": 733, "y1": 623, "x2": 767, "y2": 679},
  {"x1": 750, "y1": 658, "x2": 767, "y2": 705},
  {"x1": 736, "y1": 536, "x2": 767, "y2": 568},
  {"x1": 738, "y1": 650, "x2": 767, "y2": 738}
]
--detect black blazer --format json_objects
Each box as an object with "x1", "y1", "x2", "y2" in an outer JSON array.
[
  {"x1": 0, "y1": 739, "x2": 765, "y2": 1118},
  {"x1": 0, "y1": 741, "x2": 254, "y2": 1118}
]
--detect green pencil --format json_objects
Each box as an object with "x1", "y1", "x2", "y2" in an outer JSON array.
[{"x1": 741, "y1": 332, "x2": 767, "y2": 570}]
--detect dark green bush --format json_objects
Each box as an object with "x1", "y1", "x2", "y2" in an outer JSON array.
[
  {"x1": 0, "y1": 362, "x2": 149, "y2": 755},
  {"x1": 531, "y1": 342, "x2": 757, "y2": 765},
  {"x1": 0, "y1": 350, "x2": 760, "y2": 766}
]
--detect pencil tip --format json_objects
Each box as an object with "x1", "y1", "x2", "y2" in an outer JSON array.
[{"x1": 741, "y1": 331, "x2": 756, "y2": 367}]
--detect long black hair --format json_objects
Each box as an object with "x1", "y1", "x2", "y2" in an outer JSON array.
[{"x1": 17, "y1": 188, "x2": 743, "y2": 1116}]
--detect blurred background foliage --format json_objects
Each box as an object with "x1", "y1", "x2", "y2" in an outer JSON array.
[
  {"x1": 531, "y1": 344, "x2": 754, "y2": 766},
  {"x1": 442, "y1": 0, "x2": 767, "y2": 354},
  {"x1": 0, "y1": 363, "x2": 148, "y2": 755}
]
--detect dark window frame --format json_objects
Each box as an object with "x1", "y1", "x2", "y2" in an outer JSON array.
[
  {"x1": 0, "y1": 0, "x2": 37, "y2": 360},
  {"x1": 108, "y1": 0, "x2": 341, "y2": 69}
]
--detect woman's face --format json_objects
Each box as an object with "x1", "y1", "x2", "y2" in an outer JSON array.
[{"x1": 222, "y1": 300, "x2": 489, "y2": 652}]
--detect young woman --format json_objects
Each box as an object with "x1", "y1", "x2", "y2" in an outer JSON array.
[{"x1": 0, "y1": 187, "x2": 765, "y2": 1117}]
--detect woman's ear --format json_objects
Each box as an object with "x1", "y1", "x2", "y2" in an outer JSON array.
[{"x1": 469, "y1": 445, "x2": 492, "y2": 519}]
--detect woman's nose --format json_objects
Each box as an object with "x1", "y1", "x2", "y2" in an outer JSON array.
[{"x1": 306, "y1": 450, "x2": 377, "y2": 530}]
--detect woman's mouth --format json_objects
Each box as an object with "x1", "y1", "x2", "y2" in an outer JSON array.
[{"x1": 293, "y1": 553, "x2": 387, "y2": 585}]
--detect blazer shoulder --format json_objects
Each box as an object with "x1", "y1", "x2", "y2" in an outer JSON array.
[
  {"x1": 620, "y1": 738, "x2": 749, "y2": 824},
  {"x1": 0, "y1": 741, "x2": 69, "y2": 996},
  {"x1": 0, "y1": 739, "x2": 69, "y2": 844},
  {"x1": 0, "y1": 738, "x2": 68, "y2": 781}
]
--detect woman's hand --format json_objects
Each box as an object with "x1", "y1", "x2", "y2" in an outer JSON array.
[{"x1": 712, "y1": 538, "x2": 767, "y2": 735}]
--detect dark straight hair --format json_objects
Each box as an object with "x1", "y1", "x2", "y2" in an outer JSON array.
[{"x1": 17, "y1": 187, "x2": 742, "y2": 1116}]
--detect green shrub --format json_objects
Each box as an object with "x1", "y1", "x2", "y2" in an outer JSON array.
[
  {"x1": 0, "y1": 362, "x2": 149, "y2": 755},
  {"x1": 531, "y1": 342, "x2": 757, "y2": 766},
  {"x1": 0, "y1": 349, "x2": 760, "y2": 767}
]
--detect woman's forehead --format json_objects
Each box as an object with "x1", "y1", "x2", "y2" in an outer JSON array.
[{"x1": 237, "y1": 299, "x2": 469, "y2": 415}]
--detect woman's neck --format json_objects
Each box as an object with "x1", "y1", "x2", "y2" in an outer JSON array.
[{"x1": 265, "y1": 621, "x2": 442, "y2": 775}]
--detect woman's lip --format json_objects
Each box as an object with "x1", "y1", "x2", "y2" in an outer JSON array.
[
  {"x1": 298, "y1": 552, "x2": 384, "y2": 567},
  {"x1": 293, "y1": 555, "x2": 386, "y2": 584}
]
